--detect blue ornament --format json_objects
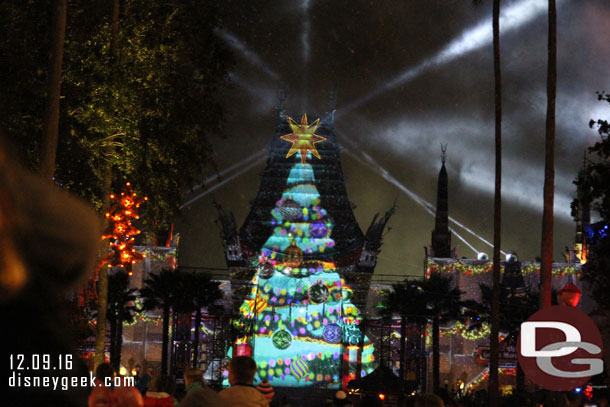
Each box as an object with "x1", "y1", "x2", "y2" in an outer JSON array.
[{"x1": 323, "y1": 323, "x2": 342, "y2": 344}]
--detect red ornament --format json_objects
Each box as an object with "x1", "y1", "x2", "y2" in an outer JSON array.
[{"x1": 558, "y1": 282, "x2": 581, "y2": 307}]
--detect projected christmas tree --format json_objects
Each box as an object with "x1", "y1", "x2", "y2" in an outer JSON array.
[{"x1": 229, "y1": 115, "x2": 375, "y2": 388}]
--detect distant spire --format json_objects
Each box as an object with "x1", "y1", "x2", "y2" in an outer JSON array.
[
  {"x1": 327, "y1": 84, "x2": 338, "y2": 111},
  {"x1": 431, "y1": 144, "x2": 452, "y2": 258},
  {"x1": 440, "y1": 143, "x2": 448, "y2": 164},
  {"x1": 277, "y1": 83, "x2": 287, "y2": 121}
]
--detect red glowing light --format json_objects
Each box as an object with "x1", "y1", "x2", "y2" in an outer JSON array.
[{"x1": 102, "y1": 183, "x2": 147, "y2": 274}]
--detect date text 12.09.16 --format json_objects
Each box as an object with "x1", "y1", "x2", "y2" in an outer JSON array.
[{"x1": 9, "y1": 354, "x2": 73, "y2": 371}]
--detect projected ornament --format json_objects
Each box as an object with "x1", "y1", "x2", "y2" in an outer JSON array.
[
  {"x1": 323, "y1": 323, "x2": 342, "y2": 344},
  {"x1": 308, "y1": 282, "x2": 329, "y2": 304},
  {"x1": 342, "y1": 287, "x2": 353, "y2": 301},
  {"x1": 258, "y1": 262, "x2": 275, "y2": 279},
  {"x1": 247, "y1": 293, "x2": 267, "y2": 316},
  {"x1": 343, "y1": 324, "x2": 362, "y2": 345},
  {"x1": 290, "y1": 357, "x2": 309, "y2": 381},
  {"x1": 279, "y1": 198, "x2": 301, "y2": 221},
  {"x1": 272, "y1": 330, "x2": 292, "y2": 350},
  {"x1": 280, "y1": 114, "x2": 327, "y2": 165},
  {"x1": 309, "y1": 219, "x2": 328, "y2": 239},
  {"x1": 284, "y1": 241, "x2": 303, "y2": 267},
  {"x1": 328, "y1": 286, "x2": 343, "y2": 303}
]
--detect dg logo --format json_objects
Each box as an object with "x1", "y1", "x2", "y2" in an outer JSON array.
[{"x1": 517, "y1": 305, "x2": 604, "y2": 391}]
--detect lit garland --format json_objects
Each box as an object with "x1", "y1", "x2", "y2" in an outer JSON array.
[
  {"x1": 122, "y1": 298, "x2": 163, "y2": 327},
  {"x1": 140, "y1": 248, "x2": 177, "y2": 261},
  {"x1": 102, "y1": 182, "x2": 147, "y2": 275},
  {"x1": 468, "y1": 368, "x2": 516, "y2": 389},
  {"x1": 425, "y1": 320, "x2": 491, "y2": 347},
  {"x1": 427, "y1": 260, "x2": 581, "y2": 277}
]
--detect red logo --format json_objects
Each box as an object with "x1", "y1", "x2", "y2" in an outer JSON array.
[{"x1": 517, "y1": 306, "x2": 604, "y2": 391}]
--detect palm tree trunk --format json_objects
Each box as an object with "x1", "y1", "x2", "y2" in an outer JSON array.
[
  {"x1": 94, "y1": 0, "x2": 120, "y2": 371},
  {"x1": 94, "y1": 269, "x2": 109, "y2": 369},
  {"x1": 192, "y1": 308, "x2": 202, "y2": 368},
  {"x1": 39, "y1": 0, "x2": 67, "y2": 179},
  {"x1": 489, "y1": 0, "x2": 502, "y2": 406},
  {"x1": 399, "y1": 315, "x2": 407, "y2": 383},
  {"x1": 109, "y1": 314, "x2": 117, "y2": 369},
  {"x1": 419, "y1": 322, "x2": 427, "y2": 392},
  {"x1": 516, "y1": 362, "x2": 525, "y2": 394},
  {"x1": 162, "y1": 303, "x2": 170, "y2": 375},
  {"x1": 540, "y1": 0, "x2": 557, "y2": 309},
  {"x1": 399, "y1": 316, "x2": 407, "y2": 405},
  {"x1": 116, "y1": 312, "x2": 124, "y2": 371},
  {"x1": 94, "y1": 166, "x2": 113, "y2": 370},
  {"x1": 432, "y1": 316, "x2": 440, "y2": 392}
]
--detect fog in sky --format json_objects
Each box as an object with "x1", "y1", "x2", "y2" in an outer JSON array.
[{"x1": 176, "y1": 0, "x2": 610, "y2": 281}]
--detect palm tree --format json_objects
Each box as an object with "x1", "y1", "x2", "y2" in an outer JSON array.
[
  {"x1": 107, "y1": 270, "x2": 138, "y2": 372},
  {"x1": 139, "y1": 269, "x2": 183, "y2": 375},
  {"x1": 94, "y1": 0, "x2": 122, "y2": 370},
  {"x1": 472, "y1": 0, "x2": 503, "y2": 404},
  {"x1": 180, "y1": 272, "x2": 224, "y2": 368},
  {"x1": 540, "y1": 0, "x2": 557, "y2": 309},
  {"x1": 382, "y1": 280, "x2": 428, "y2": 385},
  {"x1": 469, "y1": 283, "x2": 549, "y2": 393},
  {"x1": 421, "y1": 272, "x2": 465, "y2": 393}
]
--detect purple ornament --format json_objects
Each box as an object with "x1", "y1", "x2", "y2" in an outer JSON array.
[{"x1": 309, "y1": 219, "x2": 328, "y2": 238}]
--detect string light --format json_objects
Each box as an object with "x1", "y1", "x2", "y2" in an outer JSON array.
[{"x1": 102, "y1": 182, "x2": 147, "y2": 275}]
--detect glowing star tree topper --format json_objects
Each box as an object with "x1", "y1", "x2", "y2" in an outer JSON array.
[{"x1": 280, "y1": 114, "x2": 327, "y2": 165}]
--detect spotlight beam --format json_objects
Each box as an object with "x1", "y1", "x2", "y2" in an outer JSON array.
[
  {"x1": 341, "y1": 146, "x2": 486, "y2": 257},
  {"x1": 341, "y1": 142, "x2": 507, "y2": 256},
  {"x1": 208, "y1": 28, "x2": 506, "y2": 256},
  {"x1": 190, "y1": 148, "x2": 267, "y2": 192},
  {"x1": 341, "y1": 0, "x2": 560, "y2": 114},
  {"x1": 301, "y1": 0, "x2": 311, "y2": 65},
  {"x1": 180, "y1": 154, "x2": 267, "y2": 209},
  {"x1": 215, "y1": 28, "x2": 280, "y2": 81}
]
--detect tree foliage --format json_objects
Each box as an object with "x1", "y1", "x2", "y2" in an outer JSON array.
[
  {"x1": 575, "y1": 92, "x2": 610, "y2": 336},
  {"x1": 0, "y1": 0, "x2": 234, "y2": 236},
  {"x1": 575, "y1": 92, "x2": 610, "y2": 222},
  {"x1": 382, "y1": 273, "x2": 467, "y2": 392}
]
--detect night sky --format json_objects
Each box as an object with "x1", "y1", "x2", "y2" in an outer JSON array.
[{"x1": 175, "y1": 0, "x2": 610, "y2": 282}]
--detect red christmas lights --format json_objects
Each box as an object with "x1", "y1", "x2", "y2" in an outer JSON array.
[{"x1": 102, "y1": 182, "x2": 147, "y2": 275}]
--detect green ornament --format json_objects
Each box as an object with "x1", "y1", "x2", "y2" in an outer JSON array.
[{"x1": 272, "y1": 330, "x2": 292, "y2": 350}]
